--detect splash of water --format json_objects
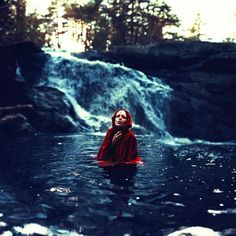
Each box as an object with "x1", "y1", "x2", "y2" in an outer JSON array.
[{"x1": 42, "y1": 50, "x2": 172, "y2": 136}]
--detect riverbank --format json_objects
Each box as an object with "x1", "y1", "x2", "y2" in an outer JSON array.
[{"x1": 1, "y1": 41, "x2": 236, "y2": 141}]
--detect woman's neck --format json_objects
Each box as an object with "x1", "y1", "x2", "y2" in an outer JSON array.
[{"x1": 114, "y1": 126, "x2": 129, "y2": 132}]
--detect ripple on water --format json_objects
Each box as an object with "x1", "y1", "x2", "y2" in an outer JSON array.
[{"x1": 0, "y1": 135, "x2": 236, "y2": 235}]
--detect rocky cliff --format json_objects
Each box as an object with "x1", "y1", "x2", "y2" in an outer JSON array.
[
  {"x1": 97, "y1": 41, "x2": 236, "y2": 141},
  {"x1": 1, "y1": 41, "x2": 236, "y2": 141},
  {"x1": 0, "y1": 42, "x2": 78, "y2": 136}
]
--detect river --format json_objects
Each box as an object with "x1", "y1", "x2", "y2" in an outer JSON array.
[{"x1": 0, "y1": 134, "x2": 235, "y2": 235}]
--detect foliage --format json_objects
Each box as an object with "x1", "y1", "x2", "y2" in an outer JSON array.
[
  {"x1": 64, "y1": 0, "x2": 105, "y2": 50},
  {"x1": 0, "y1": 0, "x2": 47, "y2": 46},
  {"x1": 64, "y1": 0, "x2": 180, "y2": 50},
  {"x1": 223, "y1": 37, "x2": 236, "y2": 43},
  {"x1": 185, "y1": 13, "x2": 203, "y2": 41},
  {"x1": 0, "y1": 0, "x2": 180, "y2": 49}
]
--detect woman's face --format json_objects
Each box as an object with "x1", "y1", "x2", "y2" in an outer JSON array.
[{"x1": 114, "y1": 110, "x2": 127, "y2": 127}]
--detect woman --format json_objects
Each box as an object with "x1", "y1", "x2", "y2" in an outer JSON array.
[{"x1": 97, "y1": 109, "x2": 142, "y2": 165}]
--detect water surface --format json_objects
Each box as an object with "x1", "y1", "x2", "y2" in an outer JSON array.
[{"x1": 0, "y1": 134, "x2": 235, "y2": 235}]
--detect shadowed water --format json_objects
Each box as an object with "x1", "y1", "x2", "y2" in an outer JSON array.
[{"x1": 0, "y1": 134, "x2": 235, "y2": 235}]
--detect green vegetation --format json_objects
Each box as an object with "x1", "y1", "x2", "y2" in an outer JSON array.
[
  {"x1": 0, "y1": 0, "x2": 180, "y2": 49},
  {"x1": 0, "y1": 0, "x2": 47, "y2": 46},
  {"x1": 187, "y1": 13, "x2": 203, "y2": 41},
  {"x1": 64, "y1": 0, "x2": 180, "y2": 50}
]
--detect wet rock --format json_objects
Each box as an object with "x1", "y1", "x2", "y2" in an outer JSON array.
[
  {"x1": 0, "y1": 113, "x2": 36, "y2": 135},
  {"x1": 108, "y1": 41, "x2": 236, "y2": 74},
  {"x1": 21, "y1": 85, "x2": 79, "y2": 133},
  {"x1": 73, "y1": 50, "x2": 120, "y2": 64},
  {"x1": 1, "y1": 41, "x2": 236, "y2": 141},
  {"x1": 0, "y1": 42, "x2": 80, "y2": 135},
  {"x1": 99, "y1": 41, "x2": 236, "y2": 141},
  {"x1": 0, "y1": 42, "x2": 48, "y2": 85},
  {"x1": 165, "y1": 72, "x2": 236, "y2": 141},
  {"x1": 0, "y1": 82, "x2": 79, "y2": 135}
]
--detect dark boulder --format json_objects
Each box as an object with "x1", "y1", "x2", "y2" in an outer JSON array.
[
  {"x1": 0, "y1": 84, "x2": 79, "y2": 135},
  {"x1": 23, "y1": 86, "x2": 79, "y2": 133},
  {"x1": 0, "y1": 42, "x2": 80, "y2": 135},
  {"x1": 165, "y1": 72, "x2": 236, "y2": 141},
  {"x1": 0, "y1": 113, "x2": 36, "y2": 136},
  {"x1": 107, "y1": 41, "x2": 236, "y2": 74},
  {"x1": 98, "y1": 41, "x2": 236, "y2": 141},
  {"x1": 0, "y1": 41, "x2": 48, "y2": 85}
]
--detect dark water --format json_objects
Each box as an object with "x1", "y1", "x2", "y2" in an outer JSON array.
[{"x1": 0, "y1": 134, "x2": 236, "y2": 235}]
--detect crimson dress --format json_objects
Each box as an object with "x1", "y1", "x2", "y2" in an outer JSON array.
[{"x1": 97, "y1": 109, "x2": 142, "y2": 165}]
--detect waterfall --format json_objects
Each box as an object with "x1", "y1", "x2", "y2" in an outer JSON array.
[{"x1": 41, "y1": 50, "x2": 172, "y2": 136}]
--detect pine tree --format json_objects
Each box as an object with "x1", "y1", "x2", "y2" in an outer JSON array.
[
  {"x1": 64, "y1": 0, "x2": 103, "y2": 50},
  {"x1": 64, "y1": 0, "x2": 180, "y2": 49},
  {"x1": 0, "y1": 0, "x2": 48, "y2": 46},
  {"x1": 187, "y1": 13, "x2": 203, "y2": 41},
  {"x1": 0, "y1": 0, "x2": 18, "y2": 45}
]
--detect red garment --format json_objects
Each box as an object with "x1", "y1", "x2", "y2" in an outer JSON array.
[{"x1": 97, "y1": 109, "x2": 142, "y2": 164}]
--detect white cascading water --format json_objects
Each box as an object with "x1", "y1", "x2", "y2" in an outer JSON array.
[{"x1": 41, "y1": 50, "x2": 173, "y2": 136}]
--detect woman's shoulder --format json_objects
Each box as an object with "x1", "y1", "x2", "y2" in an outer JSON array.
[
  {"x1": 106, "y1": 127, "x2": 114, "y2": 133},
  {"x1": 127, "y1": 130, "x2": 137, "y2": 139}
]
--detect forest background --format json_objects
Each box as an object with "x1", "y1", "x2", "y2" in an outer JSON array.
[{"x1": 0, "y1": 0, "x2": 210, "y2": 51}]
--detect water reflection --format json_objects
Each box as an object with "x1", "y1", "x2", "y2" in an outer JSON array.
[
  {"x1": 155, "y1": 143, "x2": 236, "y2": 234},
  {"x1": 101, "y1": 165, "x2": 137, "y2": 204},
  {"x1": 0, "y1": 135, "x2": 236, "y2": 236}
]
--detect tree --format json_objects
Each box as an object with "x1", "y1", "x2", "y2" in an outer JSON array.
[
  {"x1": 144, "y1": 1, "x2": 180, "y2": 42},
  {"x1": 2, "y1": 0, "x2": 16, "y2": 43},
  {"x1": 186, "y1": 13, "x2": 203, "y2": 41},
  {"x1": 67, "y1": 0, "x2": 179, "y2": 49},
  {"x1": 64, "y1": 0, "x2": 104, "y2": 50},
  {"x1": 64, "y1": 0, "x2": 180, "y2": 50},
  {"x1": 0, "y1": 0, "x2": 48, "y2": 46}
]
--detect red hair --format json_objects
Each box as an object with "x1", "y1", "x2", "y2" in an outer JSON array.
[{"x1": 111, "y1": 109, "x2": 132, "y2": 128}]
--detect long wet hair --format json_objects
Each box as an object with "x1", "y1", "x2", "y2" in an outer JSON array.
[{"x1": 111, "y1": 109, "x2": 132, "y2": 129}]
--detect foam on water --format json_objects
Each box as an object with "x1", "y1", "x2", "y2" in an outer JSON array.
[
  {"x1": 167, "y1": 226, "x2": 221, "y2": 236},
  {"x1": 42, "y1": 50, "x2": 172, "y2": 135},
  {"x1": 41, "y1": 49, "x2": 236, "y2": 146},
  {"x1": 13, "y1": 223, "x2": 84, "y2": 236}
]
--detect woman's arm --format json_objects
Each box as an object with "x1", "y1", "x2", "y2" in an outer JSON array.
[
  {"x1": 111, "y1": 131, "x2": 122, "y2": 146},
  {"x1": 126, "y1": 134, "x2": 139, "y2": 160},
  {"x1": 97, "y1": 128, "x2": 113, "y2": 160}
]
